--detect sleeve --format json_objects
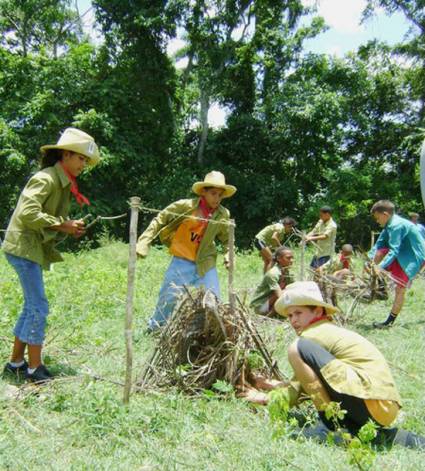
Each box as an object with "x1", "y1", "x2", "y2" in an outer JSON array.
[
  {"x1": 322, "y1": 222, "x2": 335, "y2": 239},
  {"x1": 368, "y1": 229, "x2": 387, "y2": 260},
  {"x1": 265, "y1": 270, "x2": 280, "y2": 291},
  {"x1": 136, "y1": 200, "x2": 184, "y2": 257},
  {"x1": 379, "y1": 224, "x2": 406, "y2": 270},
  {"x1": 216, "y1": 210, "x2": 231, "y2": 261},
  {"x1": 19, "y1": 174, "x2": 64, "y2": 230}
]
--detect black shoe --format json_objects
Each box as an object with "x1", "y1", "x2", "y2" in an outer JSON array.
[
  {"x1": 25, "y1": 364, "x2": 53, "y2": 383},
  {"x1": 3, "y1": 360, "x2": 28, "y2": 378},
  {"x1": 372, "y1": 321, "x2": 392, "y2": 329}
]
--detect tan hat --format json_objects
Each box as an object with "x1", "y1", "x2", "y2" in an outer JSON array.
[
  {"x1": 274, "y1": 281, "x2": 339, "y2": 317},
  {"x1": 192, "y1": 171, "x2": 236, "y2": 198},
  {"x1": 40, "y1": 128, "x2": 100, "y2": 166}
]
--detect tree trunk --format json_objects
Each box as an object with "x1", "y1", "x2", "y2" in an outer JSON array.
[{"x1": 197, "y1": 87, "x2": 209, "y2": 166}]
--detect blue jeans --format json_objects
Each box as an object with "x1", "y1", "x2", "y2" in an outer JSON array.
[
  {"x1": 5, "y1": 253, "x2": 49, "y2": 345},
  {"x1": 310, "y1": 255, "x2": 331, "y2": 269},
  {"x1": 148, "y1": 257, "x2": 220, "y2": 330}
]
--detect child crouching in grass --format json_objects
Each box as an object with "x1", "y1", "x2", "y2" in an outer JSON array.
[{"x1": 2, "y1": 128, "x2": 100, "y2": 383}]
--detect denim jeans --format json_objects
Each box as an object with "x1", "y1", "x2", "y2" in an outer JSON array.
[
  {"x1": 148, "y1": 256, "x2": 220, "y2": 330},
  {"x1": 5, "y1": 253, "x2": 49, "y2": 345}
]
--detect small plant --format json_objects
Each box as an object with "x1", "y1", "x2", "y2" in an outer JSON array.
[
  {"x1": 267, "y1": 388, "x2": 291, "y2": 438},
  {"x1": 212, "y1": 380, "x2": 234, "y2": 394}
]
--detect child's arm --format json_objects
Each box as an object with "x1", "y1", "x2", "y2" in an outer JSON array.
[
  {"x1": 19, "y1": 174, "x2": 66, "y2": 230},
  {"x1": 136, "y1": 200, "x2": 184, "y2": 258}
]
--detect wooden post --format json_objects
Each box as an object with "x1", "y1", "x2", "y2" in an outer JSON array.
[
  {"x1": 228, "y1": 219, "x2": 236, "y2": 313},
  {"x1": 123, "y1": 196, "x2": 140, "y2": 404},
  {"x1": 300, "y1": 232, "x2": 306, "y2": 281}
]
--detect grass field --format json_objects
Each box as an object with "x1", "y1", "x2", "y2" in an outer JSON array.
[{"x1": 1, "y1": 240, "x2": 424, "y2": 470}]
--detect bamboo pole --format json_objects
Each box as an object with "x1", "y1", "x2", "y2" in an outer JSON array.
[
  {"x1": 228, "y1": 219, "x2": 236, "y2": 313},
  {"x1": 123, "y1": 196, "x2": 141, "y2": 404}
]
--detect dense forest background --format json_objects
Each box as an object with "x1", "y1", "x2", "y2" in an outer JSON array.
[{"x1": 1, "y1": 0, "x2": 424, "y2": 248}]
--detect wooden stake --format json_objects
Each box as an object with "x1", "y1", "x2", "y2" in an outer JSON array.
[
  {"x1": 228, "y1": 219, "x2": 236, "y2": 313},
  {"x1": 123, "y1": 196, "x2": 140, "y2": 404}
]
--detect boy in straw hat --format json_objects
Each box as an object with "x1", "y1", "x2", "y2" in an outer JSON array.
[
  {"x1": 2, "y1": 128, "x2": 100, "y2": 383},
  {"x1": 137, "y1": 171, "x2": 236, "y2": 332},
  {"x1": 240, "y1": 281, "x2": 425, "y2": 449}
]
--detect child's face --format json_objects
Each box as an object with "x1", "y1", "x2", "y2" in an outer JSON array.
[
  {"x1": 283, "y1": 224, "x2": 294, "y2": 233},
  {"x1": 62, "y1": 151, "x2": 89, "y2": 177},
  {"x1": 372, "y1": 211, "x2": 390, "y2": 227},
  {"x1": 286, "y1": 305, "x2": 323, "y2": 335},
  {"x1": 201, "y1": 187, "x2": 225, "y2": 209},
  {"x1": 319, "y1": 211, "x2": 331, "y2": 222},
  {"x1": 341, "y1": 250, "x2": 352, "y2": 259},
  {"x1": 276, "y1": 250, "x2": 294, "y2": 267}
]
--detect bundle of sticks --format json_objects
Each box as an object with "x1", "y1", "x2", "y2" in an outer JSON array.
[{"x1": 139, "y1": 288, "x2": 283, "y2": 394}]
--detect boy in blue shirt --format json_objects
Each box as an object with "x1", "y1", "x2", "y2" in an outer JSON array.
[{"x1": 369, "y1": 200, "x2": 425, "y2": 328}]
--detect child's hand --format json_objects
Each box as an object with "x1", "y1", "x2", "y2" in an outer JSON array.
[
  {"x1": 51, "y1": 219, "x2": 85, "y2": 238},
  {"x1": 136, "y1": 242, "x2": 149, "y2": 258}
]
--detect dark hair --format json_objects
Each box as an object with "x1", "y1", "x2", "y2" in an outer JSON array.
[
  {"x1": 40, "y1": 149, "x2": 63, "y2": 169},
  {"x1": 370, "y1": 200, "x2": 395, "y2": 215},
  {"x1": 319, "y1": 206, "x2": 332, "y2": 214},
  {"x1": 272, "y1": 245, "x2": 292, "y2": 262},
  {"x1": 281, "y1": 217, "x2": 296, "y2": 226}
]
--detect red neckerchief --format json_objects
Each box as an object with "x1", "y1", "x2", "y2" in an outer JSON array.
[
  {"x1": 194, "y1": 197, "x2": 217, "y2": 244},
  {"x1": 60, "y1": 162, "x2": 90, "y2": 207},
  {"x1": 340, "y1": 254, "x2": 350, "y2": 269},
  {"x1": 199, "y1": 196, "x2": 216, "y2": 219},
  {"x1": 306, "y1": 315, "x2": 329, "y2": 328}
]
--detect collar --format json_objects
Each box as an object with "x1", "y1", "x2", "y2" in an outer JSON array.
[
  {"x1": 54, "y1": 161, "x2": 72, "y2": 189},
  {"x1": 300, "y1": 318, "x2": 330, "y2": 334}
]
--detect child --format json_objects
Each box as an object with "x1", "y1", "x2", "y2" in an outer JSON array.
[
  {"x1": 250, "y1": 246, "x2": 294, "y2": 317},
  {"x1": 321, "y1": 243, "x2": 353, "y2": 280},
  {"x1": 306, "y1": 206, "x2": 337, "y2": 270},
  {"x1": 2, "y1": 128, "x2": 100, "y2": 383},
  {"x1": 255, "y1": 217, "x2": 296, "y2": 273},
  {"x1": 240, "y1": 281, "x2": 425, "y2": 450},
  {"x1": 369, "y1": 200, "x2": 425, "y2": 328},
  {"x1": 137, "y1": 171, "x2": 236, "y2": 332}
]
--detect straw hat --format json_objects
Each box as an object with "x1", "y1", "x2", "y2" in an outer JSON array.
[
  {"x1": 192, "y1": 171, "x2": 237, "y2": 198},
  {"x1": 40, "y1": 128, "x2": 100, "y2": 166},
  {"x1": 274, "y1": 281, "x2": 339, "y2": 317}
]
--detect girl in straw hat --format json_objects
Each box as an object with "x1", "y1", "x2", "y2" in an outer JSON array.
[
  {"x1": 2, "y1": 128, "x2": 100, "y2": 383},
  {"x1": 240, "y1": 281, "x2": 425, "y2": 450},
  {"x1": 136, "y1": 171, "x2": 236, "y2": 332}
]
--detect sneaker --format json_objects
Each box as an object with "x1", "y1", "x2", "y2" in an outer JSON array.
[
  {"x1": 372, "y1": 321, "x2": 393, "y2": 329},
  {"x1": 25, "y1": 364, "x2": 53, "y2": 383},
  {"x1": 3, "y1": 360, "x2": 28, "y2": 378}
]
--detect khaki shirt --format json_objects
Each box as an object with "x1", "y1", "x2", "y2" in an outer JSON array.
[
  {"x1": 2, "y1": 162, "x2": 71, "y2": 269},
  {"x1": 309, "y1": 217, "x2": 337, "y2": 257},
  {"x1": 288, "y1": 321, "x2": 401, "y2": 408},
  {"x1": 136, "y1": 198, "x2": 230, "y2": 276},
  {"x1": 256, "y1": 223, "x2": 292, "y2": 247},
  {"x1": 250, "y1": 266, "x2": 294, "y2": 311}
]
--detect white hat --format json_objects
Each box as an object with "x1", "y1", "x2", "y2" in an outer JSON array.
[
  {"x1": 192, "y1": 171, "x2": 237, "y2": 198},
  {"x1": 40, "y1": 128, "x2": 100, "y2": 166},
  {"x1": 274, "y1": 281, "x2": 339, "y2": 317}
]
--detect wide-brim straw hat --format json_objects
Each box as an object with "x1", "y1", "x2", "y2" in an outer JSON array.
[
  {"x1": 40, "y1": 127, "x2": 100, "y2": 167},
  {"x1": 192, "y1": 171, "x2": 237, "y2": 198},
  {"x1": 274, "y1": 281, "x2": 339, "y2": 317}
]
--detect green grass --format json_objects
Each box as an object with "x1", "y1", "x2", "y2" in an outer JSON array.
[{"x1": 1, "y1": 241, "x2": 424, "y2": 470}]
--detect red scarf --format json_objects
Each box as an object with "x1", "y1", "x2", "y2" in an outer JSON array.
[
  {"x1": 199, "y1": 196, "x2": 216, "y2": 220},
  {"x1": 340, "y1": 254, "x2": 350, "y2": 269},
  {"x1": 60, "y1": 162, "x2": 90, "y2": 207},
  {"x1": 194, "y1": 197, "x2": 217, "y2": 244}
]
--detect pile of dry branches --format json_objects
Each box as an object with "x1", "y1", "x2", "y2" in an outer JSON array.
[{"x1": 139, "y1": 288, "x2": 283, "y2": 394}]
